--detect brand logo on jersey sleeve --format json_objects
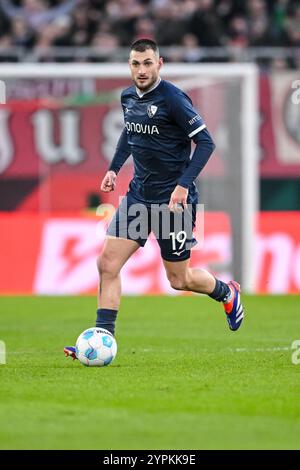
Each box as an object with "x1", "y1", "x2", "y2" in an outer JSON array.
[
  {"x1": 147, "y1": 105, "x2": 158, "y2": 118},
  {"x1": 188, "y1": 115, "x2": 202, "y2": 125}
]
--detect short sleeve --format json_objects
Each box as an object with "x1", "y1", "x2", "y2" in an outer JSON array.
[{"x1": 168, "y1": 90, "x2": 206, "y2": 139}]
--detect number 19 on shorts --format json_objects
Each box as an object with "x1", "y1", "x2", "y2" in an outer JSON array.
[{"x1": 170, "y1": 231, "x2": 187, "y2": 251}]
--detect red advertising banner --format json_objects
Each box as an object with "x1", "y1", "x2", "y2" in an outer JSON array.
[{"x1": 1, "y1": 211, "x2": 300, "y2": 295}]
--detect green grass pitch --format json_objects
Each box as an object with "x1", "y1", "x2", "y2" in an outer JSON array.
[{"x1": 0, "y1": 295, "x2": 300, "y2": 450}]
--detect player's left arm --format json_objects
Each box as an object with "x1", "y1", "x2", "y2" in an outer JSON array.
[
  {"x1": 169, "y1": 129, "x2": 215, "y2": 210},
  {"x1": 177, "y1": 127, "x2": 215, "y2": 189},
  {"x1": 167, "y1": 90, "x2": 215, "y2": 210}
]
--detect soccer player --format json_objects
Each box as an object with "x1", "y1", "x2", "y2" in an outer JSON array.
[{"x1": 65, "y1": 39, "x2": 244, "y2": 359}]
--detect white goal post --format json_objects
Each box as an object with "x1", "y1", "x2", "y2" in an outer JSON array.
[{"x1": 0, "y1": 62, "x2": 259, "y2": 293}]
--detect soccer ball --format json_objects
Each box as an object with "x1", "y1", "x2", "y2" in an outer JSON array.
[{"x1": 76, "y1": 327, "x2": 117, "y2": 367}]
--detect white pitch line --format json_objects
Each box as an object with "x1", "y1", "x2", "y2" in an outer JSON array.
[
  {"x1": 140, "y1": 347, "x2": 291, "y2": 353},
  {"x1": 231, "y1": 347, "x2": 290, "y2": 352},
  {"x1": 7, "y1": 346, "x2": 292, "y2": 355}
]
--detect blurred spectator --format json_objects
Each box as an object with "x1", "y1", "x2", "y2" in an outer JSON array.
[
  {"x1": 270, "y1": 0, "x2": 290, "y2": 40},
  {"x1": 284, "y1": 2, "x2": 300, "y2": 67},
  {"x1": 68, "y1": 2, "x2": 98, "y2": 46},
  {"x1": 189, "y1": 0, "x2": 224, "y2": 46},
  {"x1": 284, "y1": 2, "x2": 300, "y2": 46},
  {"x1": 10, "y1": 17, "x2": 35, "y2": 47},
  {"x1": 91, "y1": 31, "x2": 120, "y2": 49},
  {"x1": 153, "y1": 1, "x2": 189, "y2": 45},
  {"x1": 0, "y1": 33, "x2": 11, "y2": 48},
  {"x1": 0, "y1": 0, "x2": 299, "y2": 67},
  {"x1": 104, "y1": 0, "x2": 147, "y2": 45},
  {"x1": 246, "y1": 0, "x2": 273, "y2": 46},
  {"x1": 180, "y1": 33, "x2": 203, "y2": 62},
  {"x1": 227, "y1": 15, "x2": 249, "y2": 48},
  {"x1": 133, "y1": 16, "x2": 155, "y2": 42},
  {"x1": 0, "y1": 1, "x2": 10, "y2": 36},
  {"x1": 0, "y1": 0, "x2": 80, "y2": 32}
]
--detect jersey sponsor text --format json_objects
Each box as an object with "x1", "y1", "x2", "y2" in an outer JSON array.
[{"x1": 126, "y1": 121, "x2": 159, "y2": 135}]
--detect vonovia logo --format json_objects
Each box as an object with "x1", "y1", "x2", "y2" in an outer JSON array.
[
  {"x1": 0, "y1": 341, "x2": 6, "y2": 365},
  {"x1": 147, "y1": 105, "x2": 158, "y2": 118},
  {"x1": 0, "y1": 80, "x2": 6, "y2": 104}
]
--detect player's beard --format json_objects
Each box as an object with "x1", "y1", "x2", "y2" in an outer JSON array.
[{"x1": 134, "y1": 73, "x2": 158, "y2": 92}]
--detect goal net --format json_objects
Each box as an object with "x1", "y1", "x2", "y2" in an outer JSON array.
[{"x1": 0, "y1": 63, "x2": 259, "y2": 293}]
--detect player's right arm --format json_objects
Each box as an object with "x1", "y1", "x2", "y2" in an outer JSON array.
[{"x1": 100, "y1": 127, "x2": 131, "y2": 192}]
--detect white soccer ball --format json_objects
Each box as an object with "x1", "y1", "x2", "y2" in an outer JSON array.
[{"x1": 76, "y1": 327, "x2": 117, "y2": 367}]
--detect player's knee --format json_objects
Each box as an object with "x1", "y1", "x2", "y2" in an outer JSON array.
[
  {"x1": 97, "y1": 253, "x2": 119, "y2": 278},
  {"x1": 167, "y1": 272, "x2": 188, "y2": 291}
]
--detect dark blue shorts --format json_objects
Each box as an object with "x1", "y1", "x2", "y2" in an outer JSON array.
[{"x1": 107, "y1": 191, "x2": 197, "y2": 262}]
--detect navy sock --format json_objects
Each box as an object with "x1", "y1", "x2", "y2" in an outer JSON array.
[
  {"x1": 96, "y1": 308, "x2": 118, "y2": 336},
  {"x1": 208, "y1": 279, "x2": 231, "y2": 302}
]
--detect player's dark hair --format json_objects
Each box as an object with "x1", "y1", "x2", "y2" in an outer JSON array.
[{"x1": 130, "y1": 39, "x2": 159, "y2": 56}]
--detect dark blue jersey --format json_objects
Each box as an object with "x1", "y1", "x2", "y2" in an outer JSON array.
[{"x1": 109, "y1": 79, "x2": 215, "y2": 204}]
